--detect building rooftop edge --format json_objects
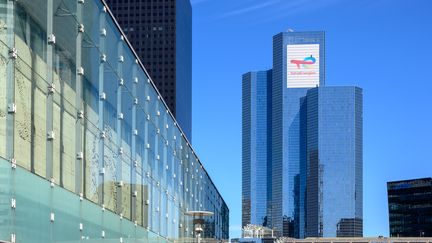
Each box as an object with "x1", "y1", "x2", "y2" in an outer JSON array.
[
  {"x1": 100, "y1": 0, "x2": 229, "y2": 210},
  {"x1": 300, "y1": 237, "x2": 432, "y2": 240},
  {"x1": 388, "y1": 177, "x2": 432, "y2": 184}
]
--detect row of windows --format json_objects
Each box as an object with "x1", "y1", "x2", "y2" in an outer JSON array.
[
  {"x1": 137, "y1": 61, "x2": 175, "y2": 66},
  {"x1": 118, "y1": 18, "x2": 175, "y2": 24},
  {"x1": 109, "y1": 1, "x2": 175, "y2": 8},
  {"x1": 132, "y1": 47, "x2": 175, "y2": 53},
  {"x1": 128, "y1": 33, "x2": 175, "y2": 39},
  {"x1": 116, "y1": 12, "x2": 175, "y2": 17},
  {"x1": 138, "y1": 40, "x2": 176, "y2": 45},
  {"x1": 124, "y1": 26, "x2": 175, "y2": 31},
  {"x1": 113, "y1": 5, "x2": 175, "y2": 10},
  {"x1": 142, "y1": 54, "x2": 175, "y2": 58},
  {"x1": 146, "y1": 68, "x2": 175, "y2": 73},
  {"x1": 152, "y1": 76, "x2": 175, "y2": 81},
  {"x1": 133, "y1": 27, "x2": 172, "y2": 33}
]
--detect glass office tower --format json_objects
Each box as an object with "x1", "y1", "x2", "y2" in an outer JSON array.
[
  {"x1": 271, "y1": 31, "x2": 325, "y2": 238},
  {"x1": 304, "y1": 87, "x2": 363, "y2": 237},
  {"x1": 387, "y1": 178, "x2": 432, "y2": 237},
  {"x1": 0, "y1": 0, "x2": 228, "y2": 242},
  {"x1": 104, "y1": 0, "x2": 193, "y2": 141},
  {"x1": 242, "y1": 70, "x2": 272, "y2": 227},
  {"x1": 242, "y1": 30, "x2": 363, "y2": 239}
]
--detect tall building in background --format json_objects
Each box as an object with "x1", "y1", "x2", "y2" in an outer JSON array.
[
  {"x1": 242, "y1": 70, "x2": 272, "y2": 227},
  {"x1": 304, "y1": 87, "x2": 363, "y2": 237},
  {"x1": 387, "y1": 178, "x2": 432, "y2": 237},
  {"x1": 105, "y1": 0, "x2": 192, "y2": 140},
  {"x1": 271, "y1": 31, "x2": 325, "y2": 238},
  {"x1": 242, "y1": 30, "x2": 363, "y2": 238}
]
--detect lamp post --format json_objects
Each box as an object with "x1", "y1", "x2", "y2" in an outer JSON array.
[{"x1": 185, "y1": 211, "x2": 214, "y2": 243}]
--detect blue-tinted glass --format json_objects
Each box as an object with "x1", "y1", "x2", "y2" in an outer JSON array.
[
  {"x1": 271, "y1": 31, "x2": 325, "y2": 238},
  {"x1": 305, "y1": 87, "x2": 363, "y2": 237},
  {"x1": 242, "y1": 70, "x2": 272, "y2": 227},
  {"x1": 175, "y1": 0, "x2": 192, "y2": 141},
  {"x1": 242, "y1": 31, "x2": 362, "y2": 239},
  {"x1": 0, "y1": 0, "x2": 229, "y2": 241}
]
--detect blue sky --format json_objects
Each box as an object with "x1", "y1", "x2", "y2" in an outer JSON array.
[{"x1": 188, "y1": 0, "x2": 432, "y2": 238}]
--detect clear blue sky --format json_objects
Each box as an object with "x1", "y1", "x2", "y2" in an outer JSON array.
[{"x1": 188, "y1": 0, "x2": 432, "y2": 238}]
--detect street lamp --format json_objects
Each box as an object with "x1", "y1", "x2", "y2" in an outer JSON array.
[{"x1": 185, "y1": 211, "x2": 214, "y2": 243}]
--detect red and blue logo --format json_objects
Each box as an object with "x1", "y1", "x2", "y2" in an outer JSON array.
[{"x1": 290, "y1": 55, "x2": 316, "y2": 69}]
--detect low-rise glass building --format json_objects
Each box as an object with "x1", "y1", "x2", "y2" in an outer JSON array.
[
  {"x1": 278, "y1": 237, "x2": 432, "y2": 243},
  {"x1": 387, "y1": 178, "x2": 432, "y2": 237},
  {"x1": 0, "y1": 0, "x2": 228, "y2": 242}
]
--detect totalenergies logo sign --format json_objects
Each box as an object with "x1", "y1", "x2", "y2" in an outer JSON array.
[
  {"x1": 290, "y1": 55, "x2": 316, "y2": 69},
  {"x1": 287, "y1": 44, "x2": 320, "y2": 88}
]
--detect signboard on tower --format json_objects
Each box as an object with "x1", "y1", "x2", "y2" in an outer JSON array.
[{"x1": 287, "y1": 44, "x2": 320, "y2": 88}]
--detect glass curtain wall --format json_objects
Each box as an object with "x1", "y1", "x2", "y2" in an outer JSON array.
[{"x1": 0, "y1": 0, "x2": 229, "y2": 242}]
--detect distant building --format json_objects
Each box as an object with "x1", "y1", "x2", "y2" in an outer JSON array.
[
  {"x1": 303, "y1": 86, "x2": 363, "y2": 238},
  {"x1": 242, "y1": 30, "x2": 363, "y2": 238},
  {"x1": 242, "y1": 70, "x2": 272, "y2": 227},
  {"x1": 233, "y1": 235, "x2": 432, "y2": 243},
  {"x1": 277, "y1": 237, "x2": 432, "y2": 243},
  {"x1": 232, "y1": 238, "x2": 276, "y2": 243},
  {"x1": 270, "y1": 31, "x2": 326, "y2": 238},
  {"x1": 232, "y1": 225, "x2": 276, "y2": 243},
  {"x1": 105, "y1": 0, "x2": 193, "y2": 140},
  {"x1": 387, "y1": 178, "x2": 432, "y2": 237}
]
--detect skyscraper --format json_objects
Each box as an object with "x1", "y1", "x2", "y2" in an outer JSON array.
[
  {"x1": 104, "y1": 0, "x2": 192, "y2": 140},
  {"x1": 242, "y1": 30, "x2": 363, "y2": 238},
  {"x1": 387, "y1": 178, "x2": 432, "y2": 237},
  {"x1": 242, "y1": 70, "x2": 272, "y2": 227},
  {"x1": 271, "y1": 31, "x2": 325, "y2": 238},
  {"x1": 304, "y1": 86, "x2": 363, "y2": 237}
]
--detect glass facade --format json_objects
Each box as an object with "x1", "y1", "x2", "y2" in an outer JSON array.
[
  {"x1": 104, "y1": 0, "x2": 192, "y2": 141},
  {"x1": 0, "y1": 0, "x2": 228, "y2": 242},
  {"x1": 304, "y1": 87, "x2": 363, "y2": 237},
  {"x1": 242, "y1": 70, "x2": 272, "y2": 227},
  {"x1": 271, "y1": 31, "x2": 325, "y2": 238},
  {"x1": 387, "y1": 178, "x2": 432, "y2": 237},
  {"x1": 277, "y1": 237, "x2": 432, "y2": 243},
  {"x1": 242, "y1": 31, "x2": 363, "y2": 239}
]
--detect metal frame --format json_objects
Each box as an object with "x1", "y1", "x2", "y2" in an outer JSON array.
[
  {"x1": 6, "y1": 0, "x2": 15, "y2": 166},
  {"x1": 98, "y1": 3, "x2": 106, "y2": 207},
  {"x1": 143, "y1": 80, "x2": 150, "y2": 228},
  {"x1": 5, "y1": 2, "x2": 17, "y2": 242},
  {"x1": 75, "y1": 0, "x2": 84, "y2": 194},
  {"x1": 46, "y1": 0, "x2": 54, "y2": 180},
  {"x1": 115, "y1": 37, "x2": 123, "y2": 216},
  {"x1": 131, "y1": 62, "x2": 138, "y2": 222}
]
